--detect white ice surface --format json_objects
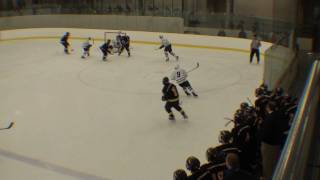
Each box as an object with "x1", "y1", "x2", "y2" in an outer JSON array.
[{"x1": 0, "y1": 38, "x2": 263, "y2": 180}]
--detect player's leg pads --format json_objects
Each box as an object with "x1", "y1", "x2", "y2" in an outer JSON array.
[
  {"x1": 165, "y1": 102, "x2": 173, "y2": 113},
  {"x1": 164, "y1": 52, "x2": 169, "y2": 58},
  {"x1": 172, "y1": 101, "x2": 182, "y2": 111},
  {"x1": 170, "y1": 52, "x2": 176, "y2": 56}
]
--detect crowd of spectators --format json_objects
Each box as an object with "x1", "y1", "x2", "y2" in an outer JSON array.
[{"x1": 173, "y1": 84, "x2": 298, "y2": 180}]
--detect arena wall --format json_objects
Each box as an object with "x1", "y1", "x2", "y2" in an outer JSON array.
[{"x1": 0, "y1": 15, "x2": 184, "y2": 33}]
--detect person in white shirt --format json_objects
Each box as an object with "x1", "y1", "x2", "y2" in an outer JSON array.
[
  {"x1": 250, "y1": 34, "x2": 261, "y2": 64},
  {"x1": 158, "y1": 35, "x2": 179, "y2": 62},
  {"x1": 171, "y1": 64, "x2": 198, "y2": 97},
  {"x1": 81, "y1": 37, "x2": 94, "y2": 59}
]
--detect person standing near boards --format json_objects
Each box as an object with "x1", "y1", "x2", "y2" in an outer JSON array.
[{"x1": 250, "y1": 34, "x2": 261, "y2": 64}]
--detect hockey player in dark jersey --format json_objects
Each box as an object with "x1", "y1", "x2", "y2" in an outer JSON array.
[
  {"x1": 162, "y1": 77, "x2": 188, "y2": 120},
  {"x1": 198, "y1": 147, "x2": 227, "y2": 180},
  {"x1": 185, "y1": 156, "x2": 203, "y2": 180},
  {"x1": 173, "y1": 169, "x2": 188, "y2": 180},
  {"x1": 217, "y1": 130, "x2": 242, "y2": 156},
  {"x1": 60, "y1": 32, "x2": 71, "y2": 54},
  {"x1": 118, "y1": 33, "x2": 131, "y2": 57},
  {"x1": 100, "y1": 39, "x2": 113, "y2": 61}
]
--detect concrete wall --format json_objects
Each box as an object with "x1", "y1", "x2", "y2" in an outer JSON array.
[
  {"x1": 234, "y1": 0, "x2": 297, "y2": 23},
  {"x1": 0, "y1": 15, "x2": 184, "y2": 33},
  {"x1": 234, "y1": 0, "x2": 273, "y2": 18}
]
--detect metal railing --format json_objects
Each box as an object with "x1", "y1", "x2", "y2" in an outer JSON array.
[{"x1": 273, "y1": 60, "x2": 320, "y2": 179}]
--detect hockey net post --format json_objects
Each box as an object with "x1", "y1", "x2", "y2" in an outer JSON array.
[{"x1": 103, "y1": 31, "x2": 126, "y2": 42}]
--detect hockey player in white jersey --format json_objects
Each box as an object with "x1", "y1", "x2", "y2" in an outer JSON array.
[
  {"x1": 158, "y1": 35, "x2": 179, "y2": 62},
  {"x1": 171, "y1": 64, "x2": 198, "y2": 97},
  {"x1": 81, "y1": 37, "x2": 94, "y2": 59}
]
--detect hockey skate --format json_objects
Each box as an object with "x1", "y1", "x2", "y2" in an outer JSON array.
[
  {"x1": 192, "y1": 92, "x2": 198, "y2": 97},
  {"x1": 175, "y1": 56, "x2": 179, "y2": 61},
  {"x1": 169, "y1": 114, "x2": 175, "y2": 120},
  {"x1": 185, "y1": 91, "x2": 191, "y2": 96},
  {"x1": 181, "y1": 111, "x2": 188, "y2": 119}
]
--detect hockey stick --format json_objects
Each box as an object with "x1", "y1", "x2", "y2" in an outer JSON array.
[
  {"x1": 0, "y1": 122, "x2": 14, "y2": 130},
  {"x1": 224, "y1": 117, "x2": 234, "y2": 127},
  {"x1": 246, "y1": 97, "x2": 254, "y2": 106},
  {"x1": 187, "y1": 62, "x2": 200, "y2": 73}
]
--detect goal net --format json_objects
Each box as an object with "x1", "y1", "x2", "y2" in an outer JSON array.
[{"x1": 104, "y1": 31, "x2": 126, "y2": 53}]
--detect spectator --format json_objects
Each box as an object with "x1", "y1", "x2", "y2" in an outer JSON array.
[
  {"x1": 224, "y1": 153, "x2": 258, "y2": 180},
  {"x1": 238, "y1": 28, "x2": 247, "y2": 38},
  {"x1": 217, "y1": 30, "x2": 226, "y2": 36}
]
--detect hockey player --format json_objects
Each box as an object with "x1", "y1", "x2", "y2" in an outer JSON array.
[
  {"x1": 171, "y1": 64, "x2": 198, "y2": 97},
  {"x1": 173, "y1": 169, "x2": 188, "y2": 180},
  {"x1": 162, "y1": 77, "x2": 188, "y2": 120},
  {"x1": 100, "y1": 39, "x2": 113, "y2": 61},
  {"x1": 60, "y1": 32, "x2": 71, "y2": 54},
  {"x1": 114, "y1": 31, "x2": 123, "y2": 53},
  {"x1": 185, "y1": 156, "x2": 203, "y2": 180},
  {"x1": 158, "y1": 35, "x2": 179, "y2": 61},
  {"x1": 81, "y1": 37, "x2": 94, "y2": 59},
  {"x1": 118, "y1": 33, "x2": 131, "y2": 57}
]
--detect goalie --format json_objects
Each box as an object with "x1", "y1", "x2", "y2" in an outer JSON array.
[
  {"x1": 118, "y1": 33, "x2": 131, "y2": 57},
  {"x1": 171, "y1": 64, "x2": 198, "y2": 97}
]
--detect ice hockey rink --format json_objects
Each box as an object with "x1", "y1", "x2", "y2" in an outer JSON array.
[{"x1": 0, "y1": 29, "x2": 271, "y2": 180}]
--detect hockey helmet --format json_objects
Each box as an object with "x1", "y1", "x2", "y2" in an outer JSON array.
[
  {"x1": 255, "y1": 88, "x2": 264, "y2": 97},
  {"x1": 173, "y1": 169, "x2": 187, "y2": 180},
  {"x1": 219, "y1": 130, "x2": 233, "y2": 144},
  {"x1": 206, "y1": 147, "x2": 219, "y2": 163},
  {"x1": 185, "y1": 156, "x2": 200, "y2": 172},
  {"x1": 162, "y1": 77, "x2": 169, "y2": 85},
  {"x1": 260, "y1": 83, "x2": 268, "y2": 90},
  {"x1": 159, "y1": 35, "x2": 163, "y2": 39},
  {"x1": 240, "y1": 102, "x2": 249, "y2": 110},
  {"x1": 174, "y1": 64, "x2": 180, "y2": 70},
  {"x1": 65, "y1": 32, "x2": 70, "y2": 36}
]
